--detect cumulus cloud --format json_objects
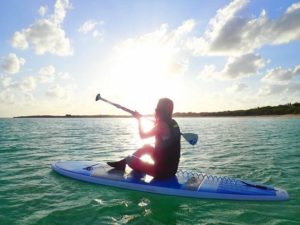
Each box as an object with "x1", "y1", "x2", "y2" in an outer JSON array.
[
  {"x1": 115, "y1": 19, "x2": 196, "y2": 52},
  {"x1": 11, "y1": 0, "x2": 72, "y2": 56},
  {"x1": 46, "y1": 84, "x2": 74, "y2": 98},
  {"x1": 197, "y1": 64, "x2": 219, "y2": 81},
  {"x1": 222, "y1": 53, "x2": 266, "y2": 79},
  {"x1": 0, "y1": 90, "x2": 15, "y2": 104},
  {"x1": 262, "y1": 65, "x2": 300, "y2": 84},
  {"x1": 37, "y1": 65, "x2": 71, "y2": 82},
  {"x1": 258, "y1": 83, "x2": 300, "y2": 96},
  {"x1": 19, "y1": 76, "x2": 37, "y2": 92},
  {"x1": 1, "y1": 64, "x2": 72, "y2": 99},
  {"x1": 78, "y1": 20, "x2": 97, "y2": 34},
  {"x1": 58, "y1": 72, "x2": 70, "y2": 80},
  {"x1": 0, "y1": 76, "x2": 12, "y2": 88},
  {"x1": 6, "y1": 76, "x2": 37, "y2": 92},
  {"x1": 174, "y1": 19, "x2": 196, "y2": 37},
  {"x1": 37, "y1": 65, "x2": 56, "y2": 83},
  {"x1": 228, "y1": 82, "x2": 248, "y2": 92},
  {"x1": 11, "y1": 32, "x2": 28, "y2": 49},
  {"x1": 198, "y1": 53, "x2": 266, "y2": 80},
  {"x1": 287, "y1": 82, "x2": 300, "y2": 94},
  {"x1": 39, "y1": 5, "x2": 48, "y2": 16},
  {"x1": 187, "y1": 0, "x2": 300, "y2": 56},
  {"x1": 78, "y1": 20, "x2": 105, "y2": 38},
  {"x1": 1, "y1": 53, "x2": 26, "y2": 74}
]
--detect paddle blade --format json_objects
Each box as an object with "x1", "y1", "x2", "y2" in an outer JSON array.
[
  {"x1": 182, "y1": 133, "x2": 198, "y2": 145},
  {"x1": 95, "y1": 93, "x2": 101, "y2": 101}
]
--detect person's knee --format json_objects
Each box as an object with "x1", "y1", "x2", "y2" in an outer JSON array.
[
  {"x1": 142, "y1": 144, "x2": 153, "y2": 150},
  {"x1": 125, "y1": 155, "x2": 134, "y2": 165}
]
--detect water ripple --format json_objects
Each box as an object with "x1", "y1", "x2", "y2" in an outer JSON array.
[{"x1": 0, "y1": 117, "x2": 299, "y2": 224}]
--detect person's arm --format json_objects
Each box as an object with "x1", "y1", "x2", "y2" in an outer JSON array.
[
  {"x1": 137, "y1": 118, "x2": 170, "y2": 140},
  {"x1": 137, "y1": 118, "x2": 157, "y2": 139}
]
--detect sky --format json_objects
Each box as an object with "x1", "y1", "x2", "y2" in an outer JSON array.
[{"x1": 0, "y1": 0, "x2": 300, "y2": 117}]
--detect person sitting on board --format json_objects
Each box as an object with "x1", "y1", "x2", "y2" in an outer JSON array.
[{"x1": 107, "y1": 98, "x2": 181, "y2": 179}]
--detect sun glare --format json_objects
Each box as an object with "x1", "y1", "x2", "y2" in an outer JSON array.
[
  {"x1": 140, "y1": 154, "x2": 155, "y2": 165},
  {"x1": 108, "y1": 39, "x2": 184, "y2": 113}
]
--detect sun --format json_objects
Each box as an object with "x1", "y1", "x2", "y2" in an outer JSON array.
[{"x1": 107, "y1": 39, "x2": 184, "y2": 113}]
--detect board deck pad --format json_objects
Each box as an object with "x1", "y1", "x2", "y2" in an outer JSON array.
[{"x1": 52, "y1": 161, "x2": 289, "y2": 201}]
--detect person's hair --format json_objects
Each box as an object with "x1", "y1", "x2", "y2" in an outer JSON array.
[{"x1": 155, "y1": 98, "x2": 173, "y2": 122}]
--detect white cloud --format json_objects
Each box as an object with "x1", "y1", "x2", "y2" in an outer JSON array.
[
  {"x1": 1, "y1": 53, "x2": 26, "y2": 74},
  {"x1": 228, "y1": 82, "x2": 248, "y2": 92},
  {"x1": 39, "y1": 65, "x2": 56, "y2": 76},
  {"x1": 187, "y1": 0, "x2": 300, "y2": 56},
  {"x1": 39, "y1": 5, "x2": 48, "y2": 16},
  {"x1": 37, "y1": 65, "x2": 56, "y2": 83},
  {"x1": 11, "y1": 0, "x2": 72, "y2": 56},
  {"x1": 46, "y1": 84, "x2": 74, "y2": 98},
  {"x1": 198, "y1": 53, "x2": 266, "y2": 80},
  {"x1": 51, "y1": 0, "x2": 71, "y2": 25},
  {"x1": 78, "y1": 20, "x2": 98, "y2": 34},
  {"x1": 11, "y1": 32, "x2": 28, "y2": 49},
  {"x1": 262, "y1": 65, "x2": 300, "y2": 84},
  {"x1": 37, "y1": 65, "x2": 71, "y2": 82},
  {"x1": 287, "y1": 83, "x2": 300, "y2": 94},
  {"x1": 19, "y1": 76, "x2": 37, "y2": 92},
  {"x1": 286, "y1": 2, "x2": 300, "y2": 13},
  {"x1": 271, "y1": 2, "x2": 300, "y2": 45},
  {"x1": 0, "y1": 90, "x2": 15, "y2": 105},
  {"x1": 174, "y1": 19, "x2": 196, "y2": 36},
  {"x1": 8, "y1": 76, "x2": 37, "y2": 92},
  {"x1": 58, "y1": 72, "x2": 70, "y2": 80},
  {"x1": 0, "y1": 76, "x2": 12, "y2": 87},
  {"x1": 78, "y1": 20, "x2": 105, "y2": 38},
  {"x1": 258, "y1": 82, "x2": 300, "y2": 96},
  {"x1": 46, "y1": 85, "x2": 63, "y2": 98},
  {"x1": 92, "y1": 30, "x2": 102, "y2": 38},
  {"x1": 1, "y1": 74, "x2": 36, "y2": 93},
  {"x1": 222, "y1": 53, "x2": 266, "y2": 79},
  {"x1": 197, "y1": 64, "x2": 219, "y2": 81},
  {"x1": 23, "y1": 93, "x2": 33, "y2": 101},
  {"x1": 1, "y1": 64, "x2": 72, "y2": 98}
]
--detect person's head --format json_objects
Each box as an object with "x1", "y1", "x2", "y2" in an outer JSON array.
[{"x1": 155, "y1": 98, "x2": 174, "y2": 122}]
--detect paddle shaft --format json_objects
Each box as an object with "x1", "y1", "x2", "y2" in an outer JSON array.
[{"x1": 99, "y1": 96, "x2": 136, "y2": 115}]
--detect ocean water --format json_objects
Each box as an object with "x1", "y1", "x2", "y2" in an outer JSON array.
[{"x1": 0, "y1": 117, "x2": 299, "y2": 225}]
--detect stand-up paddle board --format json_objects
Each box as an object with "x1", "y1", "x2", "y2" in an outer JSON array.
[{"x1": 52, "y1": 161, "x2": 288, "y2": 201}]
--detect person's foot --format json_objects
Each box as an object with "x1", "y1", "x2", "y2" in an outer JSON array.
[{"x1": 107, "y1": 159, "x2": 126, "y2": 171}]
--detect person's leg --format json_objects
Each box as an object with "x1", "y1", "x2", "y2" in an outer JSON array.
[
  {"x1": 107, "y1": 158, "x2": 127, "y2": 170},
  {"x1": 107, "y1": 145, "x2": 156, "y2": 174},
  {"x1": 125, "y1": 145, "x2": 156, "y2": 176},
  {"x1": 126, "y1": 155, "x2": 156, "y2": 177},
  {"x1": 132, "y1": 145, "x2": 154, "y2": 158}
]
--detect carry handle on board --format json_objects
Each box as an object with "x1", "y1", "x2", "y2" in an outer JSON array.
[{"x1": 95, "y1": 93, "x2": 198, "y2": 145}]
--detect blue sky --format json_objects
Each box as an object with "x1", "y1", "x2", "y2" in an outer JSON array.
[{"x1": 1, "y1": 0, "x2": 300, "y2": 117}]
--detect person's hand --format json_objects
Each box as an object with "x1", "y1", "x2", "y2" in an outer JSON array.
[{"x1": 133, "y1": 111, "x2": 142, "y2": 119}]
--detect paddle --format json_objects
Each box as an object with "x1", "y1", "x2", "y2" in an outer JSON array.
[{"x1": 95, "y1": 93, "x2": 198, "y2": 145}]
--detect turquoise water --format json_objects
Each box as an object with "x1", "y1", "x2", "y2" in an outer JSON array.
[{"x1": 0, "y1": 117, "x2": 299, "y2": 225}]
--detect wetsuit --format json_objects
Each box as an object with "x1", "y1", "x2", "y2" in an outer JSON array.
[{"x1": 154, "y1": 119, "x2": 181, "y2": 178}]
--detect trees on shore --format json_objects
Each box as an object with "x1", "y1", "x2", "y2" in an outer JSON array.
[{"x1": 174, "y1": 103, "x2": 300, "y2": 117}]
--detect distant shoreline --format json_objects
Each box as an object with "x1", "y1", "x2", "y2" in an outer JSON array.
[
  {"x1": 13, "y1": 115, "x2": 132, "y2": 119},
  {"x1": 12, "y1": 114, "x2": 300, "y2": 119},
  {"x1": 10, "y1": 102, "x2": 300, "y2": 119}
]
